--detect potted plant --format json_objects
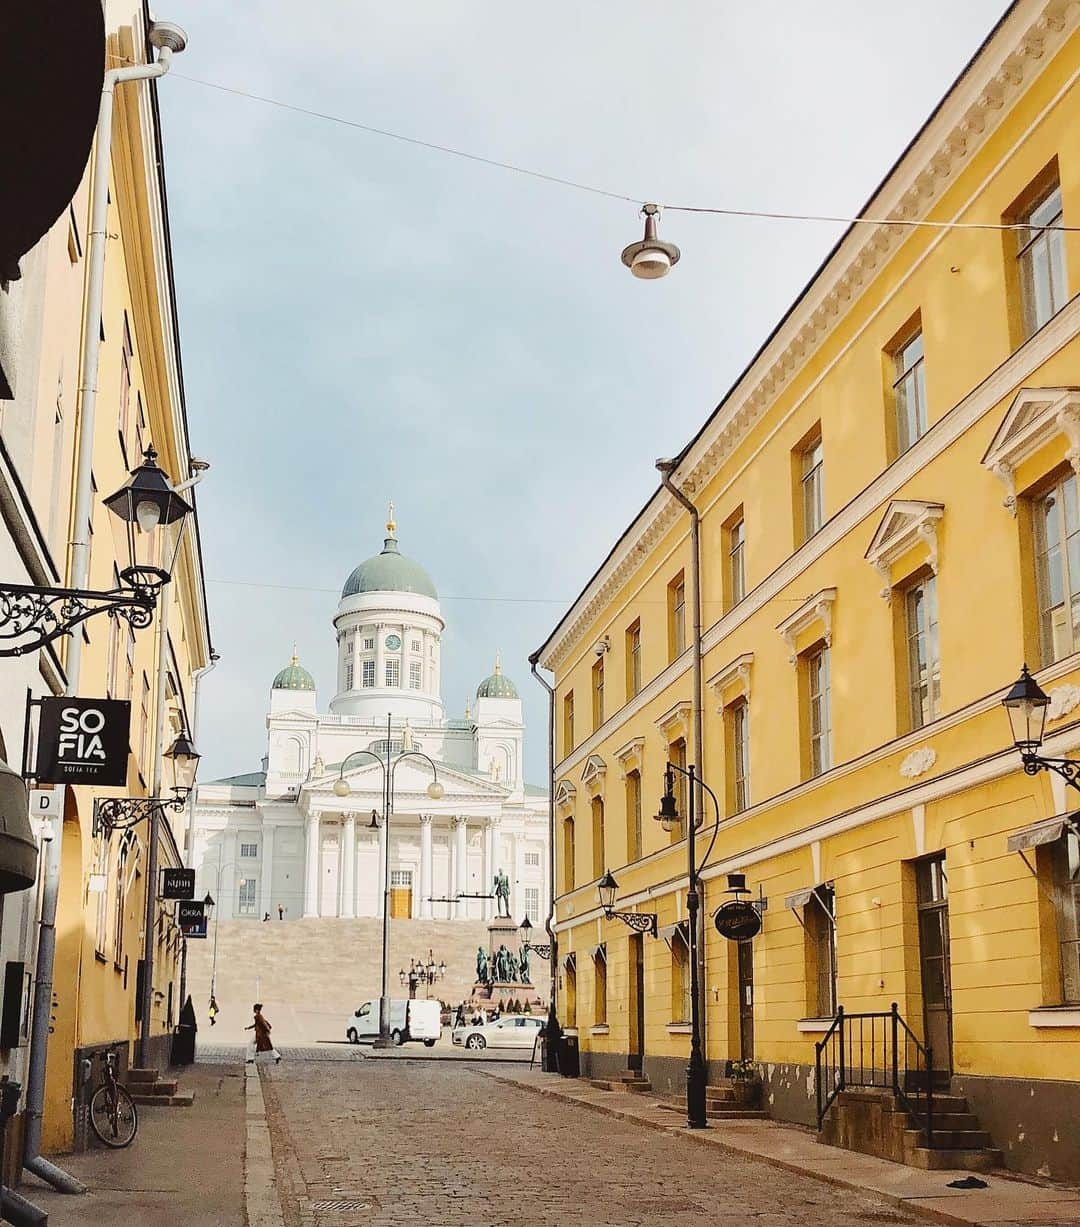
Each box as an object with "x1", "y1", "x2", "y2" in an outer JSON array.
[{"x1": 728, "y1": 1058, "x2": 761, "y2": 1107}]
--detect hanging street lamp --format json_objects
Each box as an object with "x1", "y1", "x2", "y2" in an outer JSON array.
[
  {"x1": 517, "y1": 914, "x2": 552, "y2": 960},
  {"x1": 93, "y1": 728, "x2": 202, "y2": 836},
  {"x1": 596, "y1": 870, "x2": 658, "y2": 937},
  {"x1": 0, "y1": 446, "x2": 192, "y2": 657},
  {"x1": 1003, "y1": 664, "x2": 1080, "y2": 789},
  {"x1": 621, "y1": 203, "x2": 681, "y2": 280}
]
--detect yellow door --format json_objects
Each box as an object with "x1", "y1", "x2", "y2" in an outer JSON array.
[{"x1": 390, "y1": 888, "x2": 412, "y2": 919}]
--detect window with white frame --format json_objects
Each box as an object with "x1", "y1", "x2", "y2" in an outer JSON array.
[
  {"x1": 671, "y1": 923, "x2": 691, "y2": 1022},
  {"x1": 1050, "y1": 827, "x2": 1080, "y2": 1003},
  {"x1": 1017, "y1": 180, "x2": 1067, "y2": 339},
  {"x1": 801, "y1": 434, "x2": 824, "y2": 540},
  {"x1": 345, "y1": 663, "x2": 354, "y2": 689},
  {"x1": 593, "y1": 944, "x2": 607, "y2": 1026},
  {"x1": 411, "y1": 639, "x2": 421, "y2": 652},
  {"x1": 363, "y1": 636, "x2": 375, "y2": 650},
  {"x1": 1034, "y1": 473, "x2": 1080, "y2": 665},
  {"x1": 806, "y1": 885, "x2": 838, "y2": 1018},
  {"x1": 731, "y1": 698, "x2": 750, "y2": 813},
  {"x1": 238, "y1": 878, "x2": 258, "y2": 915},
  {"x1": 362, "y1": 659, "x2": 376, "y2": 687},
  {"x1": 729, "y1": 516, "x2": 746, "y2": 606},
  {"x1": 390, "y1": 869, "x2": 413, "y2": 887},
  {"x1": 905, "y1": 575, "x2": 941, "y2": 729},
  {"x1": 409, "y1": 661, "x2": 422, "y2": 689},
  {"x1": 807, "y1": 646, "x2": 831, "y2": 776},
  {"x1": 893, "y1": 329, "x2": 927, "y2": 454},
  {"x1": 386, "y1": 658, "x2": 400, "y2": 687},
  {"x1": 524, "y1": 886, "x2": 540, "y2": 919},
  {"x1": 240, "y1": 842, "x2": 258, "y2": 859},
  {"x1": 524, "y1": 850, "x2": 540, "y2": 867}
]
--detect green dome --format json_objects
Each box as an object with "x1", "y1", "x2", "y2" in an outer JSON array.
[
  {"x1": 342, "y1": 531, "x2": 437, "y2": 600},
  {"x1": 477, "y1": 654, "x2": 518, "y2": 700},
  {"x1": 272, "y1": 653, "x2": 315, "y2": 692}
]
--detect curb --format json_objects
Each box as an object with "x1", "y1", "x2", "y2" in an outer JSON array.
[
  {"x1": 475, "y1": 1071, "x2": 1031, "y2": 1227},
  {"x1": 245, "y1": 1065, "x2": 285, "y2": 1227}
]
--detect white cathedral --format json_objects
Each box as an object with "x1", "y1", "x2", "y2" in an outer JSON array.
[{"x1": 191, "y1": 511, "x2": 549, "y2": 924}]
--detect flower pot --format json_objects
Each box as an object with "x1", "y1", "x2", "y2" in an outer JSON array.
[{"x1": 730, "y1": 1077, "x2": 760, "y2": 1108}]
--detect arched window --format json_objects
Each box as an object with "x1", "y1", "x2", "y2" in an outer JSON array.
[{"x1": 114, "y1": 831, "x2": 140, "y2": 966}]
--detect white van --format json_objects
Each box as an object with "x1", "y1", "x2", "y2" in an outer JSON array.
[{"x1": 345, "y1": 998, "x2": 441, "y2": 1047}]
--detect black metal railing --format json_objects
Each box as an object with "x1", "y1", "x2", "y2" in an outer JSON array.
[{"x1": 814, "y1": 1003, "x2": 935, "y2": 1146}]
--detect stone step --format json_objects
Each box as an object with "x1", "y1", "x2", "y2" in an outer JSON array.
[
  {"x1": 589, "y1": 1078, "x2": 651, "y2": 1093},
  {"x1": 894, "y1": 1111, "x2": 980, "y2": 1131},
  {"x1": 905, "y1": 1128, "x2": 992, "y2": 1150},
  {"x1": 902, "y1": 1093, "x2": 971, "y2": 1114},
  {"x1": 132, "y1": 1079, "x2": 179, "y2": 1097},
  {"x1": 655, "y1": 1100, "x2": 768, "y2": 1121},
  {"x1": 910, "y1": 1147, "x2": 1002, "y2": 1172},
  {"x1": 125, "y1": 1067, "x2": 158, "y2": 1084},
  {"x1": 130, "y1": 1090, "x2": 195, "y2": 1108}
]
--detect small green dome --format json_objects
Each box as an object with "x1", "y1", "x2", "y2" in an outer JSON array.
[
  {"x1": 342, "y1": 517, "x2": 437, "y2": 600},
  {"x1": 272, "y1": 652, "x2": 315, "y2": 692},
  {"x1": 476, "y1": 653, "x2": 518, "y2": 700}
]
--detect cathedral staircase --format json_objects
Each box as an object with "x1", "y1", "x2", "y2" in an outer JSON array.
[{"x1": 185, "y1": 917, "x2": 549, "y2": 1046}]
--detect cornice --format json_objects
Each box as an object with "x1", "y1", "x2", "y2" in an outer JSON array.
[{"x1": 540, "y1": 0, "x2": 1079, "y2": 674}]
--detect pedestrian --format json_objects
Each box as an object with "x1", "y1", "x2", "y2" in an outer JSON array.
[
  {"x1": 208, "y1": 994, "x2": 219, "y2": 1027},
  {"x1": 262, "y1": 911, "x2": 270, "y2": 922},
  {"x1": 244, "y1": 1002, "x2": 282, "y2": 1065},
  {"x1": 277, "y1": 903, "x2": 284, "y2": 920},
  {"x1": 454, "y1": 1004, "x2": 465, "y2": 1029}
]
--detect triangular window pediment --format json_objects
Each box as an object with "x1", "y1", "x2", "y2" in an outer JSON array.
[
  {"x1": 864, "y1": 500, "x2": 943, "y2": 599},
  {"x1": 554, "y1": 779, "x2": 577, "y2": 809},
  {"x1": 982, "y1": 387, "x2": 1080, "y2": 512}
]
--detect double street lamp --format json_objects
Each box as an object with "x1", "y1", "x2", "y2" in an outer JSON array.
[
  {"x1": 332, "y1": 718, "x2": 444, "y2": 1047},
  {"x1": 0, "y1": 446, "x2": 191, "y2": 658}
]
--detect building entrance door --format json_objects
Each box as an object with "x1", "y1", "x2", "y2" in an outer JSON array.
[
  {"x1": 390, "y1": 869, "x2": 413, "y2": 919},
  {"x1": 628, "y1": 933, "x2": 645, "y2": 1073},
  {"x1": 737, "y1": 940, "x2": 754, "y2": 1060},
  {"x1": 916, "y1": 854, "x2": 952, "y2": 1074},
  {"x1": 320, "y1": 833, "x2": 339, "y2": 916}
]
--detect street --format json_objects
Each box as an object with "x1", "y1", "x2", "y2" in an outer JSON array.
[{"x1": 259, "y1": 1060, "x2": 918, "y2": 1227}]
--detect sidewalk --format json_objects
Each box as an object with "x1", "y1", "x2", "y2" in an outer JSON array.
[
  {"x1": 23, "y1": 1064, "x2": 246, "y2": 1226},
  {"x1": 481, "y1": 1067, "x2": 1080, "y2": 1227}
]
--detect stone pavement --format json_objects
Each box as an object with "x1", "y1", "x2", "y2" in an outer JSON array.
[
  {"x1": 23, "y1": 1063, "x2": 245, "y2": 1226},
  {"x1": 483, "y1": 1066, "x2": 1080, "y2": 1227},
  {"x1": 259, "y1": 1058, "x2": 924, "y2": 1226}
]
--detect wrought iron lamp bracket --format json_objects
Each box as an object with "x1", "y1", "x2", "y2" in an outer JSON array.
[
  {"x1": 0, "y1": 582, "x2": 155, "y2": 658},
  {"x1": 522, "y1": 941, "x2": 552, "y2": 959},
  {"x1": 604, "y1": 908, "x2": 658, "y2": 937},
  {"x1": 93, "y1": 794, "x2": 187, "y2": 838},
  {"x1": 1022, "y1": 752, "x2": 1080, "y2": 791}
]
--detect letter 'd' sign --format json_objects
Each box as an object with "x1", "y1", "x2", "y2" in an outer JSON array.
[
  {"x1": 713, "y1": 900, "x2": 762, "y2": 941},
  {"x1": 35, "y1": 698, "x2": 130, "y2": 786}
]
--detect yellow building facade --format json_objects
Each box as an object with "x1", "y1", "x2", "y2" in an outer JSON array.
[
  {"x1": 34, "y1": 14, "x2": 211, "y2": 1154},
  {"x1": 538, "y1": 0, "x2": 1080, "y2": 1182}
]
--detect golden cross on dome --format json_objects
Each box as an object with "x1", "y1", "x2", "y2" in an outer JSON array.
[
  {"x1": 386, "y1": 499, "x2": 396, "y2": 536},
  {"x1": 494, "y1": 648, "x2": 502, "y2": 675},
  {"x1": 290, "y1": 641, "x2": 298, "y2": 666}
]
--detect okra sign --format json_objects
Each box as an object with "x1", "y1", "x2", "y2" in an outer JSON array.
[{"x1": 35, "y1": 697, "x2": 130, "y2": 786}]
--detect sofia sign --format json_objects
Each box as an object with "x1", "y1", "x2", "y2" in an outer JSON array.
[
  {"x1": 35, "y1": 698, "x2": 130, "y2": 786},
  {"x1": 713, "y1": 900, "x2": 762, "y2": 941}
]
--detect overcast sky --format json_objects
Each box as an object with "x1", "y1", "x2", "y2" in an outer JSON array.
[{"x1": 158, "y1": 0, "x2": 1010, "y2": 785}]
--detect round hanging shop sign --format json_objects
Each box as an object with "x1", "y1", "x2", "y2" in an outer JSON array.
[{"x1": 713, "y1": 900, "x2": 762, "y2": 941}]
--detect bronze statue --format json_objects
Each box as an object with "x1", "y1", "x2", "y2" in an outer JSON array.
[
  {"x1": 494, "y1": 868, "x2": 511, "y2": 918},
  {"x1": 476, "y1": 945, "x2": 489, "y2": 985}
]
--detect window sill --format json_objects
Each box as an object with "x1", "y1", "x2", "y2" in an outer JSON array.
[
  {"x1": 667, "y1": 1022, "x2": 692, "y2": 1034},
  {"x1": 797, "y1": 1017, "x2": 835, "y2": 1033},
  {"x1": 589, "y1": 1024, "x2": 610, "y2": 1036},
  {"x1": 1028, "y1": 1006, "x2": 1080, "y2": 1028},
  {"x1": 563, "y1": 1027, "x2": 579, "y2": 1038}
]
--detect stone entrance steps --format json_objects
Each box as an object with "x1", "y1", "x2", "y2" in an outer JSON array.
[
  {"x1": 822, "y1": 1088, "x2": 1001, "y2": 1172},
  {"x1": 589, "y1": 1072, "x2": 653, "y2": 1093},
  {"x1": 125, "y1": 1067, "x2": 195, "y2": 1108},
  {"x1": 655, "y1": 1078, "x2": 768, "y2": 1121}
]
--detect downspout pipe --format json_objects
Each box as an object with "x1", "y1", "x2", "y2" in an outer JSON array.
[
  {"x1": 656, "y1": 458, "x2": 708, "y2": 1062},
  {"x1": 528, "y1": 652, "x2": 561, "y2": 1071},
  {"x1": 24, "y1": 23, "x2": 187, "y2": 1194},
  {"x1": 184, "y1": 646, "x2": 219, "y2": 868}
]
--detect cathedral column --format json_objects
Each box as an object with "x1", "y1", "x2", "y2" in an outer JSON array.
[
  {"x1": 341, "y1": 812, "x2": 356, "y2": 918},
  {"x1": 453, "y1": 816, "x2": 468, "y2": 918},
  {"x1": 302, "y1": 813, "x2": 320, "y2": 918},
  {"x1": 376, "y1": 810, "x2": 389, "y2": 919},
  {"x1": 481, "y1": 819, "x2": 493, "y2": 921},
  {"x1": 419, "y1": 815, "x2": 433, "y2": 919},
  {"x1": 259, "y1": 824, "x2": 276, "y2": 919},
  {"x1": 222, "y1": 829, "x2": 238, "y2": 918},
  {"x1": 375, "y1": 622, "x2": 387, "y2": 691}
]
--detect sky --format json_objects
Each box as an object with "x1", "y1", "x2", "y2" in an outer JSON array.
[{"x1": 157, "y1": 0, "x2": 1011, "y2": 786}]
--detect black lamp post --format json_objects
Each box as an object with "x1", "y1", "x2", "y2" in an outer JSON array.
[
  {"x1": 0, "y1": 446, "x2": 191, "y2": 657},
  {"x1": 399, "y1": 951, "x2": 445, "y2": 998},
  {"x1": 656, "y1": 760, "x2": 723, "y2": 1131},
  {"x1": 1002, "y1": 664, "x2": 1080, "y2": 788}
]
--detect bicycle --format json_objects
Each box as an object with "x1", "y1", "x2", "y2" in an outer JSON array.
[{"x1": 88, "y1": 1050, "x2": 138, "y2": 1148}]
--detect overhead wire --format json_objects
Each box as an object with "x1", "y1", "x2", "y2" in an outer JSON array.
[{"x1": 151, "y1": 64, "x2": 1080, "y2": 235}]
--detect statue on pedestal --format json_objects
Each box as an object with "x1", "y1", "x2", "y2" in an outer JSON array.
[
  {"x1": 493, "y1": 868, "x2": 511, "y2": 918},
  {"x1": 519, "y1": 942, "x2": 531, "y2": 985},
  {"x1": 476, "y1": 946, "x2": 489, "y2": 985}
]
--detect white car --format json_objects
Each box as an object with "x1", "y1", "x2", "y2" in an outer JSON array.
[{"x1": 452, "y1": 1015, "x2": 543, "y2": 1051}]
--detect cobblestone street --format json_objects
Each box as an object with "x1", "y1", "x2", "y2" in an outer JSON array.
[{"x1": 260, "y1": 1059, "x2": 920, "y2": 1227}]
